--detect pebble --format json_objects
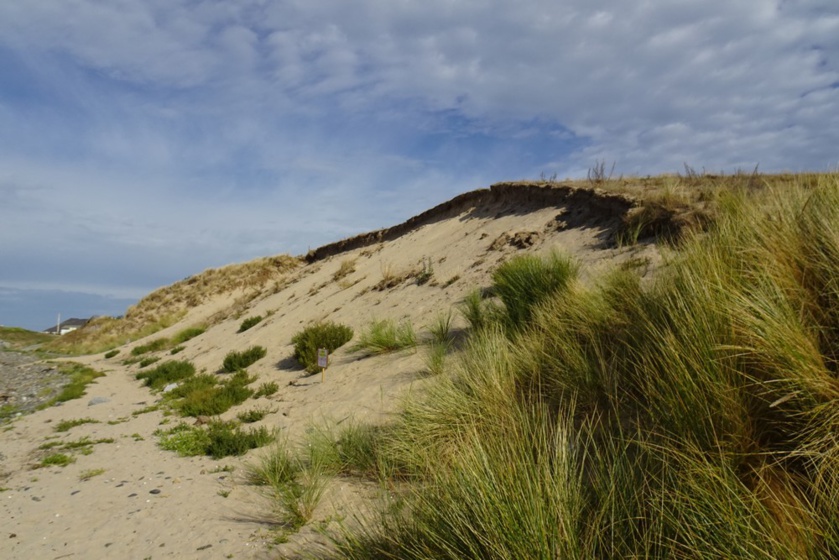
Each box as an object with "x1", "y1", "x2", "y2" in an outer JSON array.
[
  {"x1": 88, "y1": 396, "x2": 110, "y2": 406},
  {"x1": 0, "y1": 351, "x2": 66, "y2": 416},
  {"x1": 149, "y1": 489, "x2": 161, "y2": 495}
]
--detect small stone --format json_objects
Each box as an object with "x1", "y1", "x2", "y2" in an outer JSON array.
[
  {"x1": 70, "y1": 490, "x2": 80, "y2": 496},
  {"x1": 196, "y1": 544, "x2": 212, "y2": 551},
  {"x1": 88, "y1": 396, "x2": 110, "y2": 406},
  {"x1": 149, "y1": 489, "x2": 161, "y2": 495},
  {"x1": 128, "y1": 493, "x2": 137, "y2": 498}
]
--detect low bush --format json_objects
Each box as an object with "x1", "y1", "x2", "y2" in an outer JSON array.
[
  {"x1": 172, "y1": 326, "x2": 205, "y2": 345},
  {"x1": 205, "y1": 421, "x2": 274, "y2": 459},
  {"x1": 222, "y1": 346, "x2": 267, "y2": 373},
  {"x1": 238, "y1": 316, "x2": 262, "y2": 333},
  {"x1": 104, "y1": 349, "x2": 119, "y2": 359},
  {"x1": 131, "y1": 338, "x2": 169, "y2": 356},
  {"x1": 237, "y1": 406, "x2": 274, "y2": 423},
  {"x1": 292, "y1": 322, "x2": 354, "y2": 374},
  {"x1": 157, "y1": 421, "x2": 274, "y2": 459},
  {"x1": 136, "y1": 360, "x2": 195, "y2": 390},
  {"x1": 138, "y1": 356, "x2": 160, "y2": 368},
  {"x1": 253, "y1": 381, "x2": 279, "y2": 398},
  {"x1": 170, "y1": 370, "x2": 255, "y2": 417}
]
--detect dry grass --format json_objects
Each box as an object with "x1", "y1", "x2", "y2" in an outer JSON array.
[{"x1": 47, "y1": 255, "x2": 300, "y2": 355}]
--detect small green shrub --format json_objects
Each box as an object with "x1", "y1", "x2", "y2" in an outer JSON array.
[
  {"x1": 292, "y1": 322, "x2": 354, "y2": 373},
  {"x1": 131, "y1": 338, "x2": 169, "y2": 356},
  {"x1": 237, "y1": 406, "x2": 275, "y2": 423},
  {"x1": 205, "y1": 421, "x2": 274, "y2": 459},
  {"x1": 136, "y1": 360, "x2": 196, "y2": 390},
  {"x1": 254, "y1": 381, "x2": 279, "y2": 398},
  {"x1": 222, "y1": 346, "x2": 267, "y2": 373},
  {"x1": 104, "y1": 349, "x2": 119, "y2": 359},
  {"x1": 171, "y1": 370, "x2": 255, "y2": 417},
  {"x1": 172, "y1": 326, "x2": 205, "y2": 345},
  {"x1": 169, "y1": 345, "x2": 184, "y2": 355},
  {"x1": 353, "y1": 319, "x2": 417, "y2": 355},
  {"x1": 138, "y1": 356, "x2": 160, "y2": 368},
  {"x1": 39, "y1": 453, "x2": 76, "y2": 468},
  {"x1": 156, "y1": 423, "x2": 211, "y2": 456},
  {"x1": 238, "y1": 316, "x2": 263, "y2": 333}
]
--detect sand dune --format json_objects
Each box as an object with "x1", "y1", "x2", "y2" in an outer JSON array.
[{"x1": 0, "y1": 183, "x2": 658, "y2": 558}]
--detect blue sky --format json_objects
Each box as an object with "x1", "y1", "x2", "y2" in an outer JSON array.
[{"x1": 1, "y1": 0, "x2": 838, "y2": 331}]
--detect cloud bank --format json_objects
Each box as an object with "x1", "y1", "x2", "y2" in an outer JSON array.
[{"x1": 0, "y1": 0, "x2": 837, "y2": 329}]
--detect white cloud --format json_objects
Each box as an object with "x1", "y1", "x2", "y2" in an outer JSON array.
[{"x1": 1, "y1": 0, "x2": 838, "y2": 327}]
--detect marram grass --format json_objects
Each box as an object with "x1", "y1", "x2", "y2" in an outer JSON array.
[{"x1": 332, "y1": 174, "x2": 839, "y2": 559}]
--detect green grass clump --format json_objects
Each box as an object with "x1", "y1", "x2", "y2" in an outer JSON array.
[
  {"x1": 169, "y1": 345, "x2": 184, "y2": 355},
  {"x1": 221, "y1": 346, "x2": 267, "y2": 373},
  {"x1": 336, "y1": 175, "x2": 839, "y2": 559},
  {"x1": 291, "y1": 322, "x2": 354, "y2": 374},
  {"x1": 254, "y1": 381, "x2": 279, "y2": 398},
  {"x1": 38, "y1": 453, "x2": 75, "y2": 468},
  {"x1": 237, "y1": 406, "x2": 274, "y2": 423},
  {"x1": 131, "y1": 337, "x2": 169, "y2": 356},
  {"x1": 238, "y1": 316, "x2": 263, "y2": 333},
  {"x1": 492, "y1": 251, "x2": 578, "y2": 330},
  {"x1": 157, "y1": 421, "x2": 274, "y2": 459},
  {"x1": 103, "y1": 349, "x2": 119, "y2": 359},
  {"x1": 47, "y1": 363, "x2": 106, "y2": 404},
  {"x1": 245, "y1": 439, "x2": 330, "y2": 530},
  {"x1": 156, "y1": 423, "x2": 211, "y2": 456},
  {"x1": 353, "y1": 319, "x2": 417, "y2": 356},
  {"x1": 136, "y1": 360, "x2": 195, "y2": 390},
  {"x1": 138, "y1": 356, "x2": 160, "y2": 368},
  {"x1": 173, "y1": 370, "x2": 256, "y2": 417},
  {"x1": 54, "y1": 417, "x2": 99, "y2": 432},
  {"x1": 172, "y1": 326, "x2": 205, "y2": 344},
  {"x1": 459, "y1": 288, "x2": 494, "y2": 332}
]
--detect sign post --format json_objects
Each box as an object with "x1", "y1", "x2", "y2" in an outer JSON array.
[{"x1": 317, "y1": 348, "x2": 328, "y2": 383}]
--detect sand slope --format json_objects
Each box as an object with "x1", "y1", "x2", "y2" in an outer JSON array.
[{"x1": 0, "y1": 183, "x2": 658, "y2": 559}]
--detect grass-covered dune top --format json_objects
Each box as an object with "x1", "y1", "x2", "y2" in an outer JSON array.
[
  {"x1": 0, "y1": 327, "x2": 55, "y2": 350},
  {"x1": 46, "y1": 255, "x2": 300, "y2": 355},
  {"x1": 336, "y1": 175, "x2": 839, "y2": 559}
]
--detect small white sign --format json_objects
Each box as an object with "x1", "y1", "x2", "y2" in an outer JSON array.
[{"x1": 317, "y1": 348, "x2": 328, "y2": 369}]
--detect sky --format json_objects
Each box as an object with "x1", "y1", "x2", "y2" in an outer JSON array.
[{"x1": 1, "y1": 0, "x2": 838, "y2": 331}]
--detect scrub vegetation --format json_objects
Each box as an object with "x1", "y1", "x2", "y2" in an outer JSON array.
[{"x1": 304, "y1": 174, "x2": 838, "y2": 559}]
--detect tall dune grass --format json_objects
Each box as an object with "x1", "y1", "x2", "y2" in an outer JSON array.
[{"x1": 335, "y1": 174, "x2": 839, "y2": 559}]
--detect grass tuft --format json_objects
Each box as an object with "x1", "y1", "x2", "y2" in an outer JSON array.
[
  {"x1": 238, "y1": 316, "x2": 262, "y2": 333},
  {"x1": 221, "y1": 346, "x2": 267, "y2": 372},
  {"x1": 352, "y1": 319, "x2": 417, "y2": 355}
]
